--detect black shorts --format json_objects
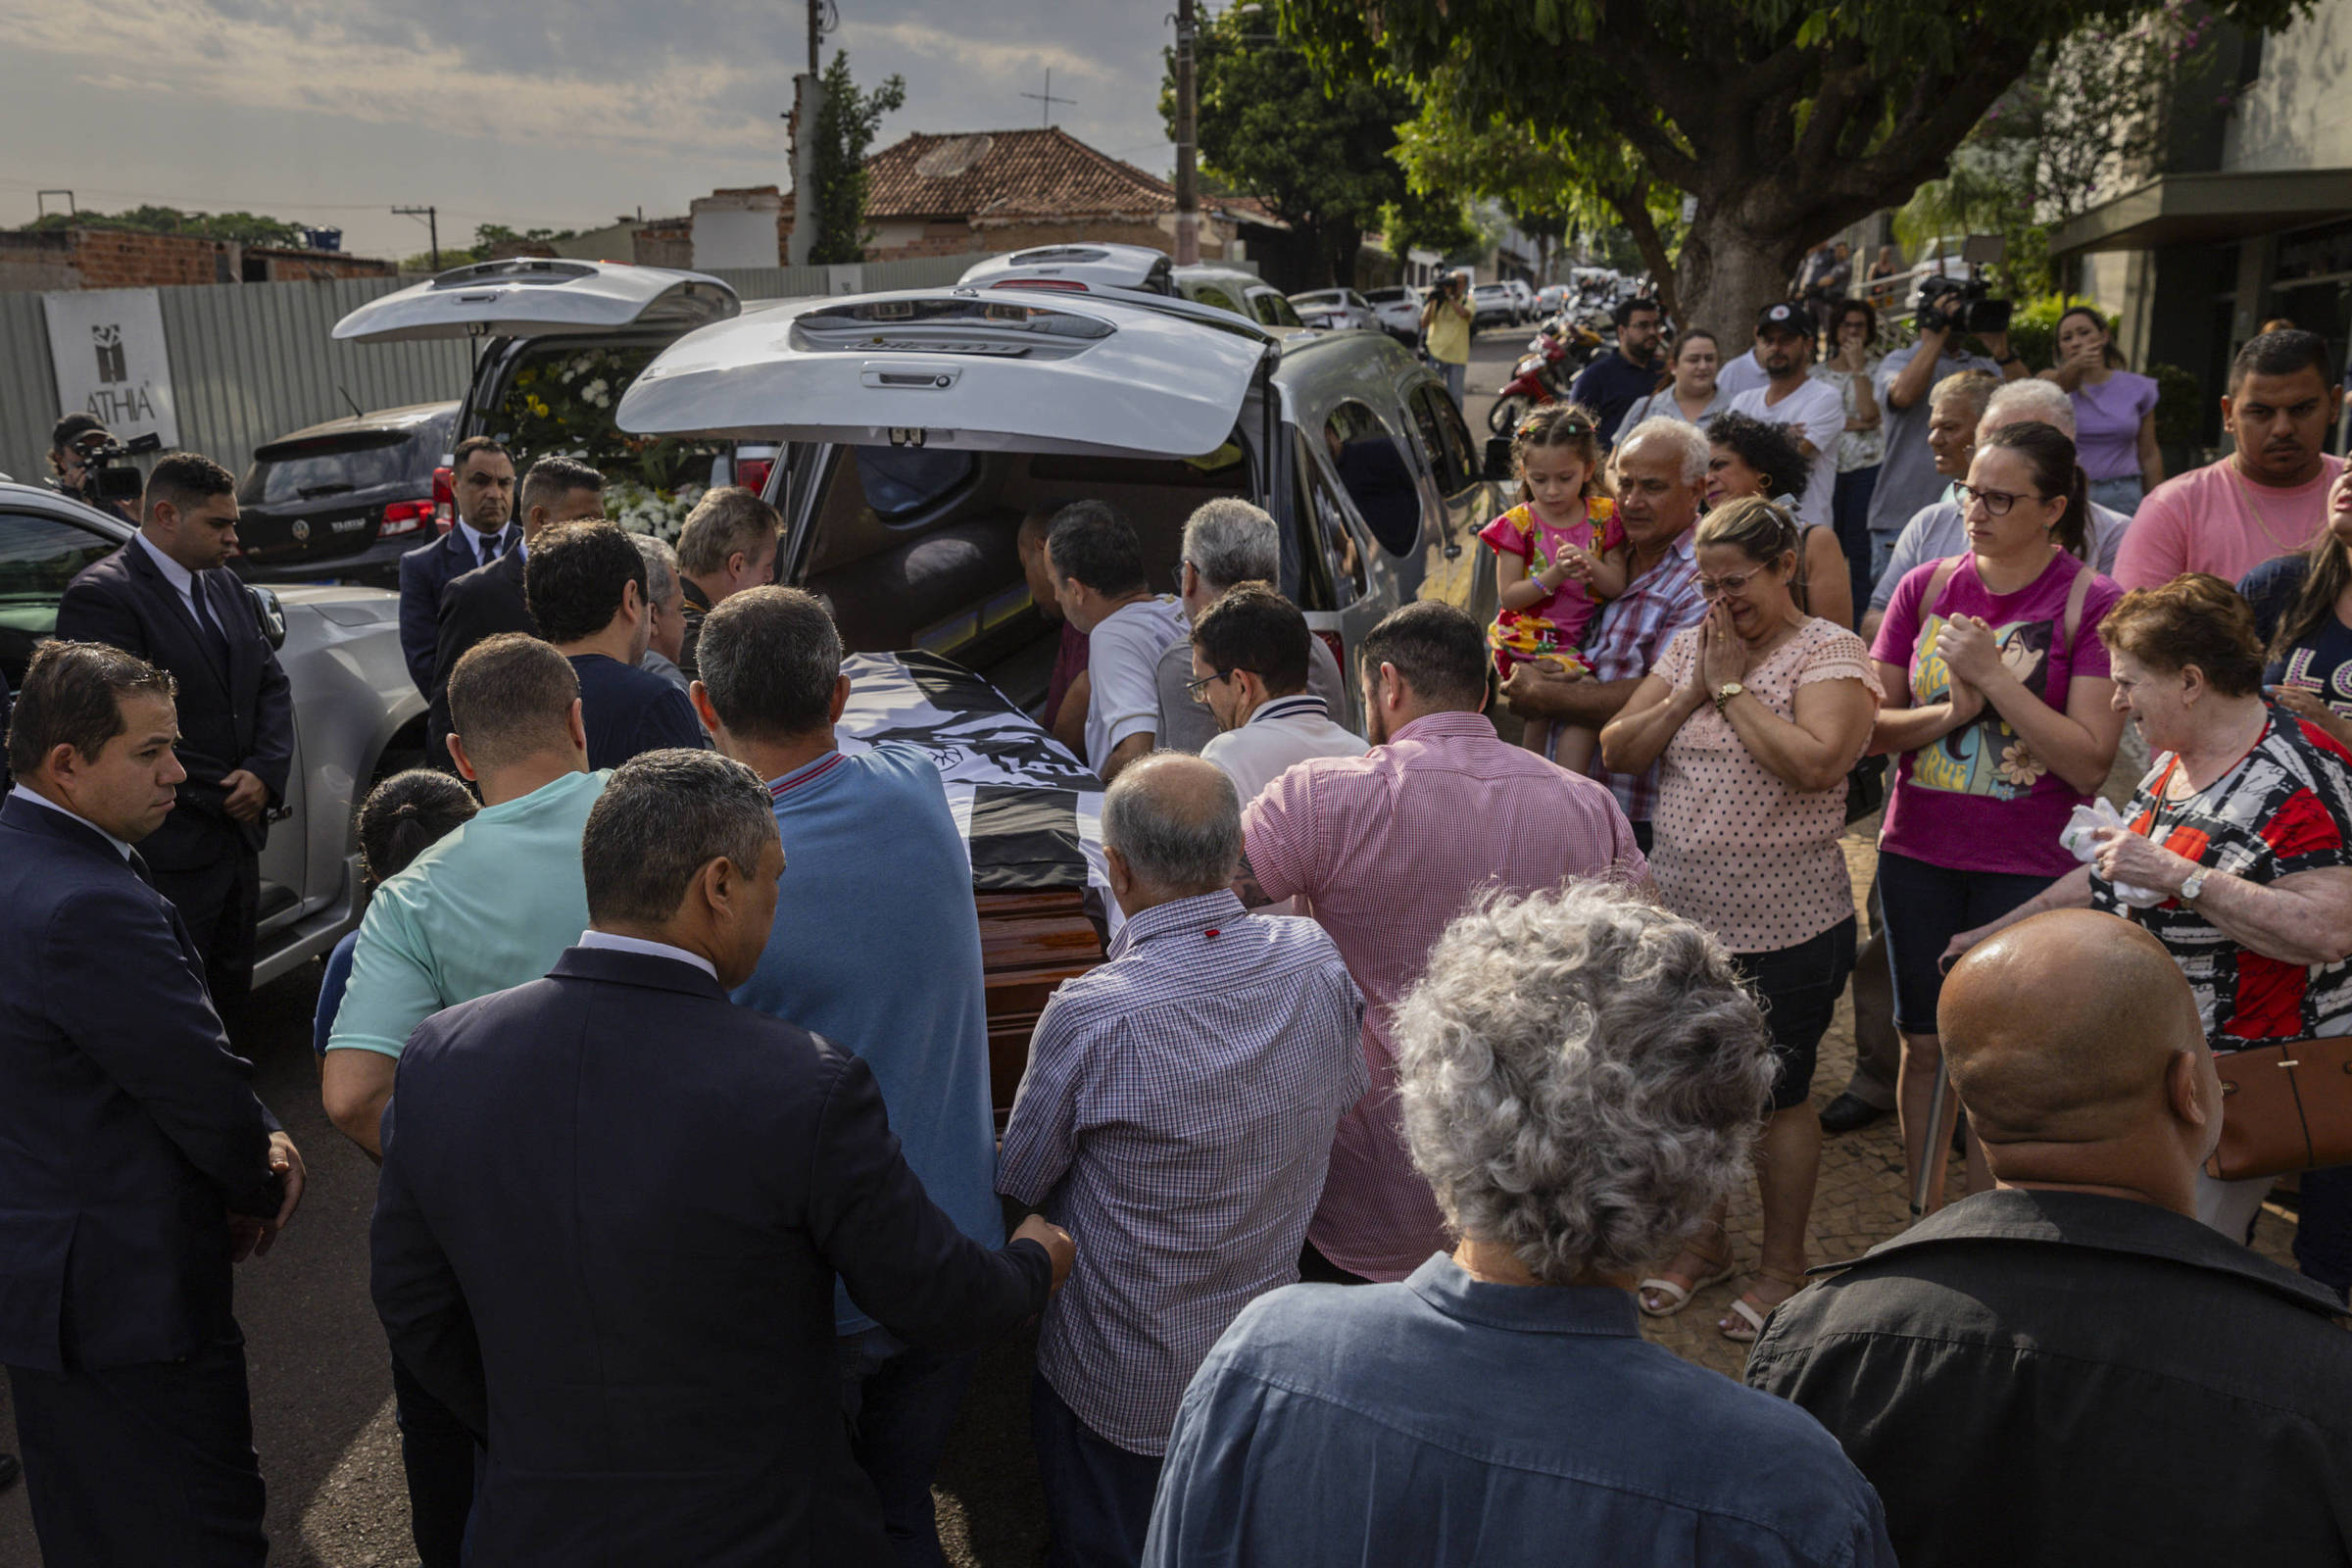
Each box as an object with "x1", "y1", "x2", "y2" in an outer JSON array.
[
  {"x1": 1877, "y1": 850, "x2": 2054, "y2": 1035},
  {"x1": 1737, "y1": 915, "x2": 1859, "y2": 1112}
]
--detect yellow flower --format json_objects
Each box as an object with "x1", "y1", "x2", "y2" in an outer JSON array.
[{"x1": 527, "y1": 396, "x2": 550, "y2": 416}]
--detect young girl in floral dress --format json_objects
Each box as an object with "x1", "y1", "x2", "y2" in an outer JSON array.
[{"x1": 1480, "y1": 403, "x2": 1628, "y2": 765}]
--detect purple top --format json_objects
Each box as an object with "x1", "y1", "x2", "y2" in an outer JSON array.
[
  {"x1": 2070, "y1": 371, "x2": 2158, "y2": 482},
  {"x1": 1871, "y1": 553, "x2": 2121, "y2": 877}
]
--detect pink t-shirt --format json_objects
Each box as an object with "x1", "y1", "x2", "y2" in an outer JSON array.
[
  {"x1": 1478, "y1": 498, "x2": 1627, "y2": 649},
  {"x1": 1871, "y1": 552, "x2": 2122, "y2": 877},
  {"x1": 1649, "y1": 618, "x2": 1876, "y2": 953},
  {"x1": 2111, "y1": 455, "x2": 2346, "y2": 591}
]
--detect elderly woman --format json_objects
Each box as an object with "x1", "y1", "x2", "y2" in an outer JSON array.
[
  {"x1": 1708, "y1": 411, "x2": 1854, "y2": 629},
  {"x1": 1621, "y1": 328, "x2": 1727, "y2": 431},
  {"x1": 1600, "y1": 498, "x2": 1877, "y2": 1339},
  {"x1": 1948, "y1": 573, "x2": 2352, "y2": 1254},
  {"x1": 1142, "y1": 884, "x2": 1896, "y2": 1568},
  {"x1": 1870, "y1": 420, "x2": 2124, "y2": 1208}
]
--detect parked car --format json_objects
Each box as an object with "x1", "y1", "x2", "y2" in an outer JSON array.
[
  {"x1": 1289, "y1": 288, "x2": 1378, "y2": 333},
  {"x1": 333, "y1": 259, "x2": 745, "y2": 541},
  {"x1": 1171, "y1": 264, "x2": 1306, "y2": 332},
  {"x1": 0, "y1": 480, "x2": 425, "y2": 992},
  {"x1": 1536, "y1": 283, "x2": 1570, "y2": 315},
  {"x1": 1363, "y1": 285, "x2": 1423, "y2": 345},
  {"x1": 232, "y1": 402, "x2": 459, "y2": 587},
  {"x1": 1471, "y1": 281, "x2": 1518, "y2": 331},
  {"x1": 615, "y1": 270, "x2": 1513, "y2": 1111},
  {"x1": 1502, "y1": 279, "x2": 1536, "y2": 322}
]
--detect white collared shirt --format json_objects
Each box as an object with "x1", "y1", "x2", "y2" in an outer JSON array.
[
  {"x1": 456, "y1": 521, "x2": 511, "y2": 569},
  {"x1": 574, "y1": 928, "x2": 717, "y2": 981},
  {"x1": 132, "y1": 529, "x2": 205, "y2": 623},
  {"x1": 1200, "y1": 694, "x2": 1370, "y2": 808},
  {"x1": 9, "y1": 783, "x2": 134, "y2": 860}
]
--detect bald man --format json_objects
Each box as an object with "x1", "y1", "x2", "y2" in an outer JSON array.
[
  {"x1": 1747, "y1": 910, "x2": 2352, "y2": 1568},
  {"x1": 997, "y1": 754, "x2": 1365, "y2": 1566}
]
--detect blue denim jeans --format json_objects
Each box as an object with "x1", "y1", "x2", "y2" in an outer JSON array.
[
  {"x1": 1031, "y1": 1371, "x2": 1165, "y2": 1568},
  {"x1": 1440, "y1": 359, "x2": 1467, "y2": 409},
  {"x1": 837, "y1": 1327, "x2": 978, "y2": 1568},
  {"x1": 2088, "y1": 474, "x2": 2145, "y2": 517}
]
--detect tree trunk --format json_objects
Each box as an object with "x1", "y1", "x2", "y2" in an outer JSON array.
[{"x1": 1673, "y1": 207, "x2": 1805, "y2": 347}]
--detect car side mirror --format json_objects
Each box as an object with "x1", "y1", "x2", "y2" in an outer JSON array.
[
  {"x1": 1484, "y1": 436, "x2": 1516, "y2": 483},
  {"x1": 247, "y1": 584, "x2": 288, "y2": 651}
]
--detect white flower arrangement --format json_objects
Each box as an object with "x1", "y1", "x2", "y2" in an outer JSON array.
[{"x1": 606, "y1": 480, "x2": 708, "y2": 542}]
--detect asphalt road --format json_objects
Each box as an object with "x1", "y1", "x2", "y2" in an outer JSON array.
[{"x1": 0, "y1": 326, "x2": 1531, "y2": 1567}]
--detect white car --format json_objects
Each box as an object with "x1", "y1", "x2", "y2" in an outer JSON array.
[
  {"x1": 1536, "y1": 283, "x2": 1570, "y2": 315},
  {"x1": 1362, "y1": 285, "x2": 1423, "y2": 344},
  {"x1": 1, "y1": 481, "x2": 423, "y2": 993},
  {"x1": 1288, "y1": 288, "x2": 1378, "y2": 333},
  {"x1": 1502, "y1": 279, "x2": 1536, "y2": 323},
  {"x1": 1470, "y1": 282, "x2": 1518, "y2": 331}
]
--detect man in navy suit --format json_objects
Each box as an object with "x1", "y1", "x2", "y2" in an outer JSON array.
[
  {"x1": 397, "y1": 436, "x2": 515, "y2": 697},
  {"x1": 425, "y1": 454, "x2": 607, "y2": 765},
  {"x1": 0, "y1": 640, "x2": 306, "y2": 1565},
  {"x1": 54, "y1": 451, "x2": 294, "y2": 1013},
  {"x1": 525, "y1": 519, "x2": 709, "y2": 768},
  {"x1": 372, "y1": 749, "x2": 1074, "y2": 1566}
]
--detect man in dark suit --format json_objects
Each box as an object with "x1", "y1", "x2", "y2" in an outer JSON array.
[
  {"x1": 1, "y1": 640, "x2": 305, "y2": 1565},
  {"x1": 54, "y1": 451, "x2": 294, "y2": 1013},
  {"x1": 397, "y1": 436, "x2": 514, "y2": 696},
  {"x1": 372, "y1": 749, "x2": 1073, "y2": 1566},
  {"x1": 526, "y1": 519, "x2": 709, "y2": 768},
  {"x1": 425, "y1": 454, "x2": 606, "y2": 764}
]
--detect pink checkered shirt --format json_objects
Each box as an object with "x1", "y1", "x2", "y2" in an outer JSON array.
[
  {"x1": 1582, "y1": 527, "x2": 1705, "y2": 823},
  {"x1": 1241, "y1": 710, "x2": 1648, "y2": 1281}
]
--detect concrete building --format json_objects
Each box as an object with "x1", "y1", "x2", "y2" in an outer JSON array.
[{"x1": 2055, "y1": 1, "x2": 2352, "y2": 454}]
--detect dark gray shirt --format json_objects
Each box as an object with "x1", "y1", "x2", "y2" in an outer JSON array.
[
  {"x1": 1863, "y1": 344, "x2": 1999, "y2": 538},
  {"x1": 1748, "y1": 1187, "x2": 2352, "y2": 1568}
]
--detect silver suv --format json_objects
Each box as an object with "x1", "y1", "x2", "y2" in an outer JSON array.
[{"x1": 0, "y1": 481, "x2": 422, "y2": 990}]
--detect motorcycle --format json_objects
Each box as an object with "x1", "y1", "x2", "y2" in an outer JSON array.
[{"x1": 1487, "y1": 318, "x2": 1603, "y2": 436}]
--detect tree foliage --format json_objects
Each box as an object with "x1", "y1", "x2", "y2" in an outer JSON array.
[
  {"x1": 1164, "y1": 10, "x2": 1424, "y2": 286},
  {"x1": 808, "y1": 50, "x2": 906, "y2": 266},
  {"x1": 1282, "y1": 0, "x2": 2309, "y2": 334},
  {"x1": 20, "y1": 205, "x2": 306, "y2": 247}
]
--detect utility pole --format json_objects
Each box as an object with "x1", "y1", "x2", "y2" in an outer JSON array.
[
  {"x1": 393, "y1": 205, "x2": 440, "y2": 270},
  {"x1": 1173, "y1": 0, "x2": 1200, "y2": 265},
  {"x1": 786, "y1": 0, "x2": 827, "y2": 266}
]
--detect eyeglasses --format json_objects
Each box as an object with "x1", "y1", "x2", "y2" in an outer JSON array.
[
  {"x1": 1954, "y1": 483, "x2": 2050, "y2": 517},
  {"x1": 1186, "y1": 667, "x2": 1255, "y2": 703},
  {"x1": 1695, "y1": 570, "x2": 1763, "y2": 600},
  {"x1": 1172, "y1": 562, "x2": 1192, "y2": 592}
]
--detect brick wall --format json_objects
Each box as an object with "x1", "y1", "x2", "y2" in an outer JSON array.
[{"x1": 67, "y1": 229, "x2": 234, "y2": 288}]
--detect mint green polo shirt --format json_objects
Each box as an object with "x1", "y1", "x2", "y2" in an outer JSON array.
[{"x1": 326, "y1": 769, "x2": 610, "y2": 1058}]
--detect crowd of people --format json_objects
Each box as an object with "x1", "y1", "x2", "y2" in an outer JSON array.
[{"x1": 6, "y1": 308, "x2": 2352, "y2": 1568}]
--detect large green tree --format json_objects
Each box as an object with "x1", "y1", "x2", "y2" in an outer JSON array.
[
  {"x1": 1285, "y1": 0, "x2": 2307, "y2": 335},
  {"x1": 22, "y1": 205, "x2": 305, "y2": 247},
  {"x1": 1164, "y1": 11, "x2": 1425, "y2": 286},
  {"x1": 808, "y1": 50, "x2": 906, "y2": 266}
]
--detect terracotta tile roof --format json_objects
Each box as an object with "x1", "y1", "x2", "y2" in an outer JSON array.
[{"x1": 862, "y1": 127, "x2": 1178, "y2": 222}]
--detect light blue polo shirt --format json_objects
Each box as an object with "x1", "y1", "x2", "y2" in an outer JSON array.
[
  {"x1": 731, "y1": 743, "x2": 1004, "y2": 1336},
  {"x1": 327, "y1": 769, "x2": 610, "y2": 1057}
]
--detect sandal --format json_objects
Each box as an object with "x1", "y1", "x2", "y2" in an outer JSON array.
[
  {"x1": 1720, "y1": 1269, "x2": 1807, "y2": 1344},
  {"x1": 1637, "y1": 1232, "x2": 1734, "y2": 1317}
]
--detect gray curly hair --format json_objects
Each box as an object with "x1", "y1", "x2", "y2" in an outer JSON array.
[{"x1": 1396, "y1": 882, "x2": 1777, "y2": 1283}]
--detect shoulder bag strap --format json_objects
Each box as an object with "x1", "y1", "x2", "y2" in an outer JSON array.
[
  {"x1": 2062, "y1": 556, "x2": 2095, "y2": 651},
  {"x1": 1924, "y1": 552, "x2": 1968, "y2": 619}
]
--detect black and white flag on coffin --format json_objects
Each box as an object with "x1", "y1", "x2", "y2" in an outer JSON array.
[{"x1": 834, "y1": 650, "x2": 1120, "y2": 937}]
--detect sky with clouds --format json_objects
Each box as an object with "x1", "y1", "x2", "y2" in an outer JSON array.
[{"x1": 0, "y1": 0, "x2": 1183, "y2": 259}]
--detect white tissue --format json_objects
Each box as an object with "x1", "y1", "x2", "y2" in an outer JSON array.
[{"x1": 2059, "y1": 799, "x2": 2166, "y2": 907}]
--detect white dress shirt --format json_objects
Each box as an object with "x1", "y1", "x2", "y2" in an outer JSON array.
[
  {"x1": 574, "y1": 928, "x2": 717, "y2": 980},
  {"x1": 9, "y1": 783, "x2": 134, "y2": 860},
  {"x1": 132, "y1": 529, "x2": 205, "y2": 623}
]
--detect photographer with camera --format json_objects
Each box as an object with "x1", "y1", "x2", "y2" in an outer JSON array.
[
  {"x1": 1422, "y1": 271, "x2": 1475, "y2": 409},
  {"x1": 46, "y1": 414, "x2": 139, "y2": 522},
  {"x1": 1863, "y1": 275, "x2": 2028, "y2": 591}
]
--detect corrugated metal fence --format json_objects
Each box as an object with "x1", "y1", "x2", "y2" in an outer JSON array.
[{"x1": 0, "y1": 253, "x2": 991, "y2": 485}]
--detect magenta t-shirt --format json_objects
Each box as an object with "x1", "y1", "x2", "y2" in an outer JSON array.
[{"x1": 1871, "y1": 552, "x2": 2122, "y2": 876}]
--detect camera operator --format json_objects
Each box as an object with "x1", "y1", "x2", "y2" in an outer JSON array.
[
  {"x1": 1862, "y1": 277, "x2": 2027, "y2": 588},
  {"x1": 46, "y1": 415, "x2": 137, "y2": 521},
  {"x1": 1422, "y1": 271, "x2": 1475, "y2": 409}
]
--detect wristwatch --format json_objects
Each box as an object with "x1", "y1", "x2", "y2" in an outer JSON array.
[
  {"x1": 2180, "y1": 867, "x2": 2208, "y2": 903},
  {"x1": 1712, "y1": 681, "x2": 1745, "y2": 715}
]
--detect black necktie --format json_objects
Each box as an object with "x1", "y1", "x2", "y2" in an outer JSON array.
[
  {"x1": 188, "y1": 578, "x2": 231, "y2": 671},
  {"x1": 126, "y1": 847, "x2": 156, "y2": 888},
  {"x1": 480, "y1": 528, "x2": 507, "y2": 570}
]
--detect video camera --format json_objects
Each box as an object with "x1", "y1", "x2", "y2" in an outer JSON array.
[
  {"x1": 1914, "y1": 234, "x2": 2012, "y2": 338},
  {"x1": 70, "y1": 429, "x2": 162, "y2": 506}
]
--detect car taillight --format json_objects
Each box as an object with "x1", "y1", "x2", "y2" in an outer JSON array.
[
  {"x1": 381, "y1": 499, "x2": 436, "y2": 539},
  {"x1": 992, "y1": 278, "x2": 1089, "y2": 292},
  {"x1": 1314, "y1": 630, "x2": 1346, "y2": 673},
  {"x1": 735, "y1": 457, "x2": 774, "y2": 496},
  {"x1": 430, "y1": 466, "x2": 456, "y2": 532}
]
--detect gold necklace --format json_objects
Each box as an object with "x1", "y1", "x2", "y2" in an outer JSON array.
[{"x1": 2227, "y1": 459, "x2": 2319, "y2": 557}]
